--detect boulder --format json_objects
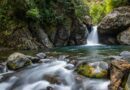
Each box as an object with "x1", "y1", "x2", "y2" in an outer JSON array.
[
  {"x1": 75, "y1": 61, "x2": 108, "y2": 78},
  {"x1": 36, "y1": 52, "x2": 46, "y2": 59},
  {"x1": 117, "y1": 27, "x2": 130, "y2": 45},
  {"x1": 120, "y1": 51, "x2": 130, "y2": 59},
  {"x1": 7, "y1": 52, "x2": 32, "y2": 70},
  {"x1": 98, "y1": 6, "x2": 130, "y2": 44},
  {"x1": 109, "y1": 60, "x2": 130, "y2": 90}
]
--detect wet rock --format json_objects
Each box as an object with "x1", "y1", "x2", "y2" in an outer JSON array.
[
  {"x1": 7, "y1": 52, "x2": 32, "y2": 70},
  {"x1": 65, "y1": 64, "x2": 75, "y2": 70},
  {"x1": 47, "y1": 86, "x2": 53, "y2": 90},
  {"x1": 75, "y1": 61, "x2": 108, "y2": 78},
  {"x1": 40, "y1": 59, "x2": 53, "y2": 63},
  {"x1": 69, "y1": 23, "x2": 88, "y2": 45},
  {"x1": 98, "y1": 6, "x2": 130, "y2": 44},
  {"x1": 69, "y1": 60, "x2": 78, "y2": 66},
  {"x1": 0, "y1": 63, "x2": 7, "y2": 73},
  {"x1": 109, "y1": 60, "x2": 130, "y2": 90},
  {"x1": 83, "y1": 15, "x2": 92, "y2": 33},
  {"x1": 36, "y1": 52, "x2": 46, "y2": 59},
  {"x1": 26, "y1": 56, "x2": 40, "y2": 63},
  {"x1": 43, "y1": 75, "x2": 62, "y2": 84},
  {"x1": 109, "y1": 55, "x2": 123, "y2": 60},
  {"x1": 58, "y1": 55, "x2": 69, "y2": 60},
  {"x1": 120, "y1": 51, "x2": 130, "y2": 58},
  {"x1": 0, "y1": 75, "x2": 4, "y2": 81}
]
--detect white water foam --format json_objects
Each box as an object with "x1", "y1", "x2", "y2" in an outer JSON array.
[{"x1": 87, "y1": 26, "x2": 100, "y2": 46}]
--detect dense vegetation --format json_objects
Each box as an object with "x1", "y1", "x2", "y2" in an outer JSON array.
[
  {"x1": 82, "y1": 0, "x2": 129, "y2": 24},
  {"x1": 0, "y1": 0, "x2": 88, "y2": 49},
  {"x1": 0, "y1": 0, "x2": 130, "y2": 49}
]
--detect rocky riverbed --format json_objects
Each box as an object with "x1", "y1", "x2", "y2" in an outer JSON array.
[{"x1": 0, "y1": 45, "x2": 130, "y2": 90}]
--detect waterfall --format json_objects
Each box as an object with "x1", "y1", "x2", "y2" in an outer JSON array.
[{"x1": 87, "y1": 26, "x2": 99, "y2": 46}]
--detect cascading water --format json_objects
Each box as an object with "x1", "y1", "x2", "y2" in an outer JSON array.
[
  {"x1": 0, "y1": 60, "x2": 110, "y2": 90},
  {"x1": 87, "y1": 26, "x2": 100, "y2": 46}
]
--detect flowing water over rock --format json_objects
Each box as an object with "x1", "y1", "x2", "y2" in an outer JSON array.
[
  {"x1": 0, "y1": 60, "x2": 110, "y2": 90},
  {"x1": 1, "y1": 46, "x2": 130, "y2": 90},
  {"x1": 87, "y1": 26, "x2": 100, "y2": 46}
]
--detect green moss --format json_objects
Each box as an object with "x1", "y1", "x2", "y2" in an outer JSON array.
[
  {"x1": 24, "y1": 60, "x2": 32, "y2": 66},
  {"x1": 76, "y1": 64, "x2": 108, "y2": 78},
  {"x1": 7, "y1": 62, "x2": 17, "y2": 70}
]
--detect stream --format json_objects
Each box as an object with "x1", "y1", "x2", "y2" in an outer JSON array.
[{"x1": 0, "y1": 45, "x2": 130, "y2": 90}]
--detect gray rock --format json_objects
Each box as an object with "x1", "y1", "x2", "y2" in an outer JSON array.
[
  {"x1": 69, "y1": 24, "x2": 88, "y2": 45},
  {"x1": 58, "y1": 55, "x2": 69, "y2": 60},
  {"x1": 99, "y1": 61, "x2": 109, "y2": 70},
  {"x1": 108, "y1": 55, "x2": 123, "y2": 60},
  {"x1": 36, "y1": 28, "x2": 53, "y2": 48},
  {"x1": 36, "y1": 52, "x2": 46, "y2": 59},
  {"x1": 26, "y1": 56, "x2": 40, "y2": 63},
  {"x1": 7, "y1": 52, "x2": 32, "y2": 70},
  {"x1": 0, "y1": 63, "x2": 7, "y2": 73},
  {"x1": 65, "y1": 64, "x2": 74, "y2": 70},
  {"x1": 40, "y1": 59, "x2": 53, "y2": 63},
  {"x1": 98, "y1": 6, "x2": 130, "y2": 44},
  {"x1": 117, "y1": 27, "x2": 130, "y2": 45},
  {"x1": 120, "y1": 51, "x2": 130, "y2": 58}
]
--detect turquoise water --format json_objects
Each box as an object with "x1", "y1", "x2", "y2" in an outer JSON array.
[{"x1": 51, "y1": 45, "x2": 130, "y2": 61}]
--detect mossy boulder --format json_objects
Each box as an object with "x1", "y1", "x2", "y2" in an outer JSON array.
[
  {"x1": 7, "y1": 52, "x2": 32, "y2": 70},
  {"x1": 75, "y1": 61, "x2": 108, "y2": 78}
]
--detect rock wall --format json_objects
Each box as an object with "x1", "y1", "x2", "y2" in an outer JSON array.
[{"x1": 0, "y1": 0, "x2": 90, "y2": 50}]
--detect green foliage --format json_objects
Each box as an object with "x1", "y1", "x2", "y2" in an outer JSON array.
[
  {"x1": 82, "y1": 0, "x2": 128, "y2": 24},
  {"x1": 89, "y1": 2, "x2": 105, "y2": 24},
  {"x1": 26, "y1": 8, "x2": 40, "y2": 20},
  {"x1": 105, "y1": 0, "x2": 127, "y2": 14},
  {"x1": 105, "y1": 0, "x2": 113, "y2": 14},
  {"x1": 75, "y1": 4, "x2": 88, "y2": 21}
]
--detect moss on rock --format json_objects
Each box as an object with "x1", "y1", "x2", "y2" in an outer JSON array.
[{"x1": 75, "y1": 62, "x2": 108, "y2": 78}]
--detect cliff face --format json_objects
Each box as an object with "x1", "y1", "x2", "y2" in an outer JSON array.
[
  {"x1": 98, "y1": 6, "x2": 130, "y2": 45},
  {"x1": 0, "y1": 0, "x2": 90, "y2": 50}
]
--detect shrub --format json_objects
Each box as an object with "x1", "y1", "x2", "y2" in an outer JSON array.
[{"x1": 26, "y1": 8, "x2": 40, "y2": 20}]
